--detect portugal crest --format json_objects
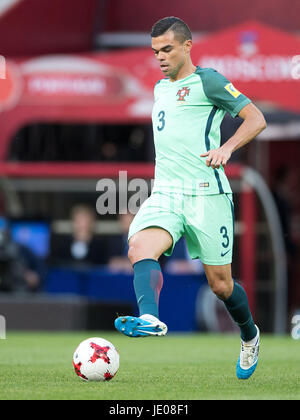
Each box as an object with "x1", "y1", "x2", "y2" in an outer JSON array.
[{"x1": 176, "y1": 86, "x2": 190, "y2": 101}]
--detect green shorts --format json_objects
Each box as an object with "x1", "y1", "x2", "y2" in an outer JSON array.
[{"x1": 128, "y1": 191, "x2": 234, "y2": 265}]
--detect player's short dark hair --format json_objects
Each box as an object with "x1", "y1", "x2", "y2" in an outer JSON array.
[{"x1": 151, "y1": 17, "x2": 192, "y2": 43}]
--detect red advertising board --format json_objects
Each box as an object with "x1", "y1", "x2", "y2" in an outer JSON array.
[{"x1": 193, "y1": 21, "x2": 300, "y2": 112}]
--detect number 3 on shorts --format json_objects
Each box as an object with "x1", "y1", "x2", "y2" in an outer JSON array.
[{"x1": 220, "y1": 226, "x2": 229, "y2": 248}]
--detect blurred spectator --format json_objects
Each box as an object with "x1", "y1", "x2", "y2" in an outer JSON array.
[
  {"x1": 0, "y1": 217, "x2": 45, "y2": 292},
  {"x1": 100, "y1": 141, "x2": 119, "y2": 161},
  {"x1": 50, "y1": 204, "x2": 109, "y2": 267},
  {"x1": 108, "y1": 212, "x2": 134, "y2": 274},
  {"x1": 164, "y1": 237, "x2": 204, "y2": 275},
  {"x1": 271, "y1": 166, "x2": 298, "y2": 312},
  {"x1": 271, "y1": 166, "x2": 296, "y2": 256}
]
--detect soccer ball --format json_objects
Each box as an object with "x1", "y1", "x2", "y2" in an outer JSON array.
[{"x1": 73, "y1": 337, "x2": 119, "y2": 382}]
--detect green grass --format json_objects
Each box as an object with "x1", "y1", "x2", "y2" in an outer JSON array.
[{"x1": 0, "y1": 331, "x2": 299, "y2": 400}]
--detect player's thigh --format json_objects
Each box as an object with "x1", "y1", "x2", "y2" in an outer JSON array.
[
  {"x1": 128, "y1": 192, "x2": 184, "y2": 263},
  {"x1": 184, "y1": 194, "x2": 234, "y2": 265},
  {"x1": 128, "y1": 227, "x2": 173, "y2": 264}
]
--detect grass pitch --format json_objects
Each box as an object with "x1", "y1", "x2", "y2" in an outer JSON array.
[{"x1": 0, "y1": 331, "x2": 299, "y2": 400}]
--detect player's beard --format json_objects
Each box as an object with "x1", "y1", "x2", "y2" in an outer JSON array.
[{"x1": 166, "y1": 60, "x2": 185, "y2": 80}]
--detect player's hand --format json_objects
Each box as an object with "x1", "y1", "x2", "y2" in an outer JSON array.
[{"x1": 200, "y1": 145, "x2": 232, "y2": 169}]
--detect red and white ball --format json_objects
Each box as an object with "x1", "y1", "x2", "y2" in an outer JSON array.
[{"x1": 73, "y1": 337, "x2": 119, "y2": 382}]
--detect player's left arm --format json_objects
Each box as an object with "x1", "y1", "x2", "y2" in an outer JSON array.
[{"x1": 201, "y1": 102, "x2": 266, "y2": 169}]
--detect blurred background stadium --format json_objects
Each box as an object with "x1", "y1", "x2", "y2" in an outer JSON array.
[{"x1": 0, "y1": 0, "x2": 300, "y2": 337}]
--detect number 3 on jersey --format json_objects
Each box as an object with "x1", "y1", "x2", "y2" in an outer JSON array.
[{"x1": 157, "y1": 110, "x2": 165, "y2": 131}]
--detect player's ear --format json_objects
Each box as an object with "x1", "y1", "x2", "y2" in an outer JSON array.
[{"x1": 184, "y1": 39, "x2": 192, "y2": 54}]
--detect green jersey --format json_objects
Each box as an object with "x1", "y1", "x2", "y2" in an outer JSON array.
[{"x1": 151, "y1": 66, "x2": 251, "y2": 195}]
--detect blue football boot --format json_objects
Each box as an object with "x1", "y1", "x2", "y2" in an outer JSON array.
[
  {"x1": 115, "y1": 314, "x2": 168, "y2": 337},
  {"x1": 236, "y1": 325, "x2": 260, "y2": 379}
]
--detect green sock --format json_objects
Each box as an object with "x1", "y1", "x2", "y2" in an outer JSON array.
[
  {"x1": 133, "y1": 259, "x2": 163, "y2": 318},
  {"x1": 224, "y1": 281, "x2": 257, "y2": 342}
]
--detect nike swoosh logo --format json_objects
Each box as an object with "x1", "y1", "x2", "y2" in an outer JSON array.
[
  {"x1": 137, "y1": 295, "x2": 144, "y2": 304},
  {"x1": 221, "y1": 250, "x2": 230, "y2": 257}
]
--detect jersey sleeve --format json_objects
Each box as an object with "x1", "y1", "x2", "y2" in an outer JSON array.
[{"x1": 198, "y1": 68, "x2": 251, "y2": 117}]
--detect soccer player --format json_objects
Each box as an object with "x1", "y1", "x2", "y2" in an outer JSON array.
[{"x1": 114, "y1": 17, "x2": 266, "y2": 379}]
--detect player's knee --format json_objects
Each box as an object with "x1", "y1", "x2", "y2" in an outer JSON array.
[
  {"x1": 127, "y1": 240, "x2": 156, "y2": 265},
  {"x1": 127, "y1": 244, "x2": 139, "y2": 265},
  {"x1": 207, "y1": 272, "x2": 232, "y2": 300},
  {"x1": 205, "y1": 265, "x2": 233, "y2": 300},
  {"x1": 210, "y1": 281, "x2": 230, "y2": 300}
]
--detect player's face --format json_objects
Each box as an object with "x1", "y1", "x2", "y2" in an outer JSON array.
[{"x1": 151, "y1": 30, "x2": 191, "y2": 80}]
